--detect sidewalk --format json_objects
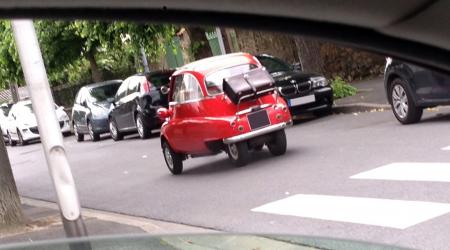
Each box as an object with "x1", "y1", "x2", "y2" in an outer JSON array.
[
  {"x1": 0, "y1": 198, "x2": 319, "y2": 250},
  {"x1": 333, "y1": 77, "x2": 391, "y2": 113},
  {"x1": 0, "y1": 197, "x2": 213, "y2": 245}
]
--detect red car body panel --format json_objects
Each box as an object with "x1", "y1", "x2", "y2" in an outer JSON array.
[{"x1": 160, "y1": 53, "x2": 292, "y2": 155}]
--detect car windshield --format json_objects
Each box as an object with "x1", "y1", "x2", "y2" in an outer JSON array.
[
  {"x1": 88, "y1": 83, "x2": 120, "y2": 103},
  {"x1": 257, "y1": 56, "x2": 291, "y2": 73},
  {"x1": 2, "y1": 14, "x2": 450, "y2": 250},
  {"x1": 205, "y1": 64, "x2": 257, "y2": 95}
]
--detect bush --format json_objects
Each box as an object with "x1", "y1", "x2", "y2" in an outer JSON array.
[{"x1": 331, "y1": 76, "x2": 357, "y2": 99}]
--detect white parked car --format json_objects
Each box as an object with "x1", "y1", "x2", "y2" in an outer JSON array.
[
  {"x1": 0, "y1": 103, "x2": 11, "y2": 140},
  {"x1": 6, "y1": 100, "x2": 70, "y2": 146}
]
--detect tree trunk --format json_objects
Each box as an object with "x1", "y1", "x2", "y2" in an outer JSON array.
[
  {"x1": 293, "y1": 37, "x2": 325, "y2": 74},
  {"x1": 0, "y1": 135, "x2": 24, "y2": 229},
  {"x1": 86, "y1": 51, "x2": 102, "y2": 82}
]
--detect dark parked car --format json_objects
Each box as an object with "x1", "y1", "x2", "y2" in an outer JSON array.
[
  {"x1": 72, "y1": 80, "x2": 122, "y2": 142},
  {"x1": 255, "y1": 54, "x2": 333, "y2": 116},
  {"x1": 109, "y1": 70, "x2": 174, "y2": 141},
  {"x1": 384, "y1": 58, "x2": 450, "y2": 124}
]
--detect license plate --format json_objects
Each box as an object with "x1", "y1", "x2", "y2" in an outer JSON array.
[
  {"x1": 289, "y1": 95, "x2": 316, "y2": 107},
  {"x1": 247, "y1": 109, "x2": 270, "y2": 130}
]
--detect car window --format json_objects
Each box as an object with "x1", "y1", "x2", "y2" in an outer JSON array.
[
  {"x1": 147, "y1": 72, "x2": 172, "y2": 87},
  {"x1": 116, "y1": 80, "x2": 129, "y2": 100},
  {"x1": 0, "y1": 106, "x2": 9, "y2": 117},
  {"x1": 88, "y1": 83, "x2": 120, "y2": 103},
  {"x1": 128, "y1": 77, "x2": 140, "y2": 94},
  {"x1": 257, "y1": 56, "x2": 291, "y2": 73},
  {"x1": 205, "y1": 64, "x2": 257, "y2": 96},
  {"x1": 172, "y1": 74, "x2": 203, "y2": 103}
]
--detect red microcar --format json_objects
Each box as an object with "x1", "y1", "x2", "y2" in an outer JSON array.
[{"x1": 158, "y1": 53, "x2": 293, "y2": 175}]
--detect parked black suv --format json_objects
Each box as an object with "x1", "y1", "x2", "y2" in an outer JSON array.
[
  {"x1": 109, "y1": 70, "x2": 174, "y2": 140},
  {"x1": 384, "y1": 58, "x2": 450, "y2": 124},
  {"x1": 255, "y1": 54, "x2": 333, "y2": 116}
]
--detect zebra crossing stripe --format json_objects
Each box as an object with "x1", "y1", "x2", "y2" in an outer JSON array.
[
  {"x1": 251, "y1": 194, "x2": 450, "y2": 229},
  {"x1": 350, "y1": 162, "x2": 450, "y2": 182}
]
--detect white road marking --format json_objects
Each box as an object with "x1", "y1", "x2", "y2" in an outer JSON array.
[
  {"x1": 441, "y1": 146, "x2": 450, "y2": 151},
  {"x1": 251, "y1": 194, "x2": 450, "y2": 229},
  {"x1": 350, "y1": 162, "x2": 450, "y2": 182}
]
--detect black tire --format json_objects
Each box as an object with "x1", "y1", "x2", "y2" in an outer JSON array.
[
  {"x1": 88, "y1": 121, "x2": 100, "y2": 142},
  {"x1": 136, "y1": 114, "x2": 151, "y2": 139},
  {"x1": 17, "y1": 130, "x2": 27, "y2": 146},
  {"x1": 8, "y1": 132, "x2": 16, "y2": 146},
  {"x1": 227, "y1": 141, "x2": 250, "y2": 167},
  {"x1": 313, "y1": 104, "x2": 333, "y2": 117},
  {"x1": 390, "y1": 78, "x2": 423, "y2": 124},
  {"x1": 267, "y1": 130, "x2": 287, "y2": 156},
  {"x1": 109, "y1": 119, "x2": 123, "y2": 141},
  {"x1": 74, "y1": 124, "x2": 84, "y2": 142},
  {"x1": 162, "y1": 141, "x2": 183, "y2": 175}
]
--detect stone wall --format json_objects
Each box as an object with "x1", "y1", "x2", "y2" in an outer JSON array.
[{"x1": 229, "y1": 28, "x2": 384, "y2": 82}]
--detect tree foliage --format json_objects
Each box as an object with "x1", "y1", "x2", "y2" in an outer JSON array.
[{"x1": 0, "y1": 20, "x2": 176, "y2": 89}]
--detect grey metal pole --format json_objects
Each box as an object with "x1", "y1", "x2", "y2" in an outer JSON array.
[
  {"x1": 215, "y1": 27, "x2": 226, "y2": 55},
  {"x1": 140, "y1": 47, "x2": 150, "y2": 73},
  {"x1": 11, "y1": 20, "x2": 89, "y2": 240}
]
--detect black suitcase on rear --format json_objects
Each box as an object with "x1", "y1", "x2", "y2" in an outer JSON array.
[{"x1": 223, "y1": 68, "x2": 275, "y2": 104}]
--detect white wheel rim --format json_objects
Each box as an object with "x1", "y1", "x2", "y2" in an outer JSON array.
[
  {"x1": 109, "y1": 121, "x2": 117, "y2": 137},
  {"x1": 228, "y1": 144, "x2": 239, "y2": 160},
  {"x1": 392, "y1": 84, "x2": 408, "y2": 119},
  {"x1": 137, "y1": 117, "x2": 144, "y2": 137},
  {"x1": 164, "y1": 145, "x2": 174, "y2": 170}
]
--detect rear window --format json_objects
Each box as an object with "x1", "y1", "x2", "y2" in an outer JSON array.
[
  {"x1": 147, "y1": 72, "x2": 173, "y2": 87},
  {"x1": 89, "y1": 83, "x2": 121, "y2": 103},
  {"x1": 204, "y1": 64, "x2": 257, "y2": 95}
]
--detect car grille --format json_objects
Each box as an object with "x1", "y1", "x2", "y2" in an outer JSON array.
[
  {"x1": 29, "y1": 126, "x2": 39, "y2": 134},
  {"x1": 278, "y1": 81, "x2": 311, "y2": 97}
]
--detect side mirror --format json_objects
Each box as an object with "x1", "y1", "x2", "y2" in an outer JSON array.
[
  {"x1": 292, "y1": 62, "x2": 302, "y2": 71},
  {"x1": 157, "y1": 107, "x2": 172, "y2": 120},
  {"x1": 160, "y1": 86, "x2": 170, "y2": 95}
]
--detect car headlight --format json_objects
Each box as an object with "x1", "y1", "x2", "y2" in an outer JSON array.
[{"x1": 311, "y1": 76, "x2": 328, "y2": 88}]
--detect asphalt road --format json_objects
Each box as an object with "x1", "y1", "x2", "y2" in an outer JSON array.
[{"x1": 8, "y1": 108, "x2": 450, "y2": 250}]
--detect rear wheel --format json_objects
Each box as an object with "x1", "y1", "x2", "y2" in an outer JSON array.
[
  {"x1": 227, "y1": 141, "x2": 250, "y2": 167},
  {"x1": 390, "y1": 78, "x2": 423, "y2": 124},
  {"x1": 109, "y1": 119, "x2": 123, "y2": 141},
  {"x1": 88, "y1": 122, "x2": 100, "y2": 142},
  {"x1": 8, "y1": 132, "x2": 16, "y2": 146},
  {"x1": 267, "y1": 130, "x2": 287, "y2": 156},
  {"x1": 162, "y1": 141, "x2": 183, "y2": 175},
  {"x1": 74, "y1": 124, "x2": 84, "y2": 142},
  {"x1": 136, "y1": 114, "x2": 151, "y2": 139}
]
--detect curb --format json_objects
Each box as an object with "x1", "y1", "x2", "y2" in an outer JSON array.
[
  {"x1": 20, "y1": 197, "x2": 215, "y2": 235},
  {"x1": 332, "y1": 103, "x2": 391, "y2": 114}
]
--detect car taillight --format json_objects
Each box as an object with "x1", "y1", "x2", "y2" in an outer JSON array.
[{"x1": 142, "y1": 81, "x2": 152, "y2": 93}]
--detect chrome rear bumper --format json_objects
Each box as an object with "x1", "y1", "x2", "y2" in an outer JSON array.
[{"x1": 223, "y1": 120, "x2": 292, "y2": 144}]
